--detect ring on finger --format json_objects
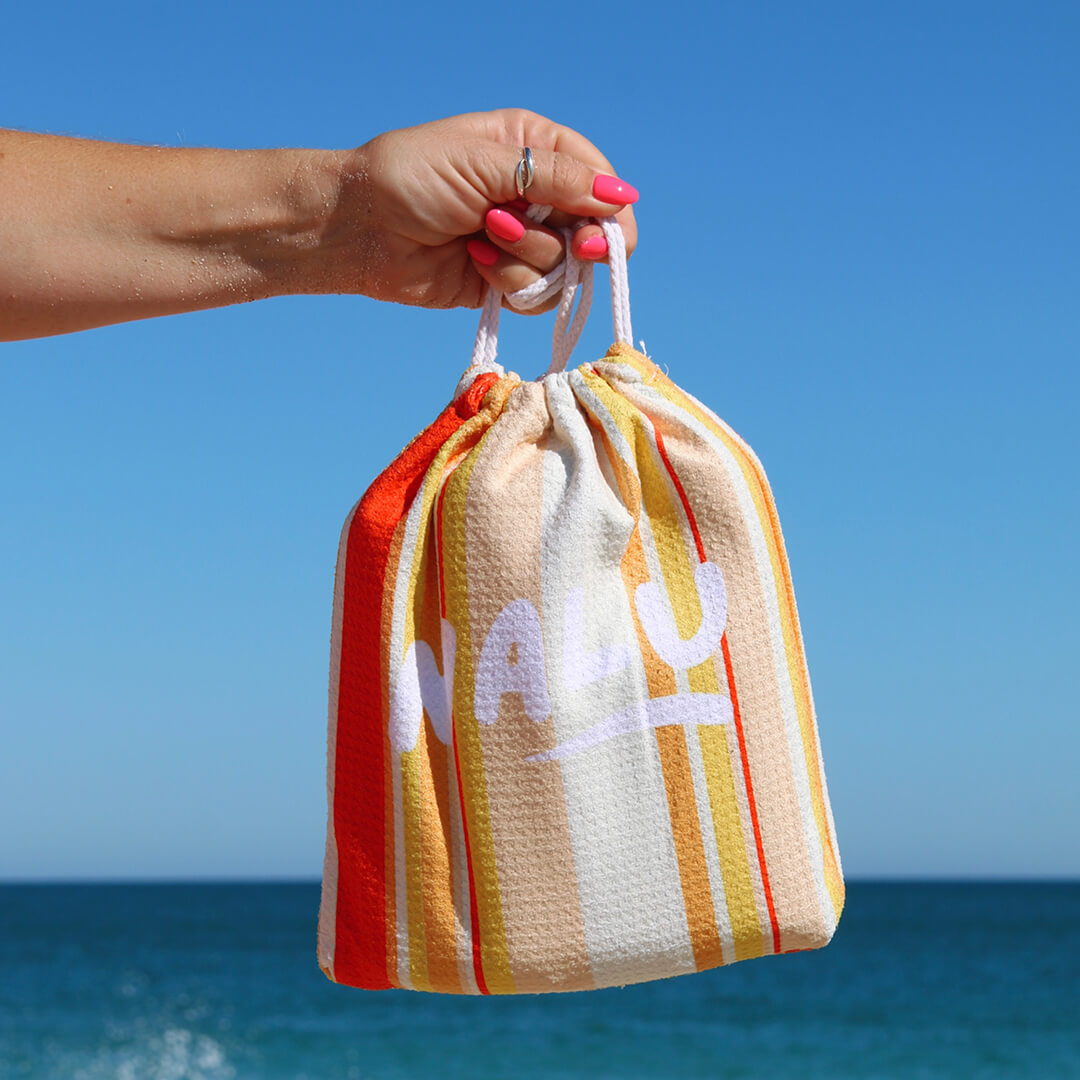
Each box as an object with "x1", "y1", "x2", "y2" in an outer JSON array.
[{"x1": 514, "y1": 147, "x2": 535, "y2": 197}]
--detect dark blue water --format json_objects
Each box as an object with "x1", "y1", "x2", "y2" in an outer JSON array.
[{"x1": 1, "y1": 883, "x2": 1077, "y2": 1078}]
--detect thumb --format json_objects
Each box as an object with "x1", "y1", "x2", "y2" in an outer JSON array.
[{"x1": 472, "y1": 143, "x2": 639, "y2": 218}]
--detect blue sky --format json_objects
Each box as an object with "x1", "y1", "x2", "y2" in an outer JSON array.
[{"x1": 2, "y1": 1, "x2": 1077, "y2": 880}]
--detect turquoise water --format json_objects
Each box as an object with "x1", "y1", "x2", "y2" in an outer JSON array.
[{"x1": 1, "y1": 882, "x2": 1077, "y2": 1078}]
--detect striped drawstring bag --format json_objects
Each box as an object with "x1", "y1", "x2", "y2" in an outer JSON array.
[{"x1": 318, "y1": 210, "x2": 844, "y2": 994}]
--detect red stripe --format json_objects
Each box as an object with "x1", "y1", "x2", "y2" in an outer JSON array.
[
  {"x1": 654, "y1": 427, "x2": 707, "y2": 564},
  {"x1": 331, "y1": 372, "x2": 499, "y2": 988},
  {"x1": 654, "y1": 420, "x2": 782, "y2": 955},
  {"x1": 722, "y1": 633, "x2": 782, "y2": 954}
]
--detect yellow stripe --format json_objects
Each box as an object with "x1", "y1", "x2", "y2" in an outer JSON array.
[
  {"x1": 698, "y1": 723, "x2": 766, "y2": 961},
  {"x1": 399, "y1": 744, "x2": 431, "y2": 991},
  {"x1": 439, "y1": 384, "x2": 517, "y2": 994}
]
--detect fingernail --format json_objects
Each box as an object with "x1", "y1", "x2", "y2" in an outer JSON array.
[
  {"x1": 507, "y1": 198, "x2": 530, "y2": 211},
  {"x1": 593, "y1": 174, "x2": 639, "y2": 205},
  {"x1": 486, "y1": 208, "x2": 526, "y2": 243},
  {"x1": 578, "y1": 235, "x2": 609, "y2": 259},
  {"x1": 466, "y1": 238, "x2": 499, "y2": 266}
]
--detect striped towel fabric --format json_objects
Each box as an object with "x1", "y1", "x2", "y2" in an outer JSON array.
[{"x1": 318, "y1": 343, "x2": 843, "y2": 994}]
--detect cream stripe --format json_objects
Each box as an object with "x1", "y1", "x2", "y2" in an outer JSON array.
[
  {"x1": 541, "y1": 373, "x2": 695, "y2": 987},
  {"x1": 578, "y1": 370, "x2": 743, "y2": 957},
  {"x1": 388, "y1": 472, "x2": 436, "y2": 707}
]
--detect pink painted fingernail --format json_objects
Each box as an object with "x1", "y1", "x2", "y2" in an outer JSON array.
[
  {"x1": 578, "y1": 235, "x2": 609, "y2": 259},
  {"x1": 486, "y1": 208, "x2": 526, "y2": 243},
  {"x1": 466, "y1": 238, "x2": 499, "y2": 266},
  {"x1": 592, "y1": 174, "x2": 639, "y2": 205}
]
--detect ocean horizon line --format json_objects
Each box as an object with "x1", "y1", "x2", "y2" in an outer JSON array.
[{"x1": 1, "y1": 874, "x2": 1077, "y2": 886}]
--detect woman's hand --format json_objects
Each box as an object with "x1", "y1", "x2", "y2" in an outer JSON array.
[
  {"x1": 0, "y1": 110, "x2": 637, "y2": 340},
  {"x1": 309, "y1": 108, "x2": 639, "y2": 313}
]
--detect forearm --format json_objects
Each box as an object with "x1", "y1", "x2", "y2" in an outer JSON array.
[{"x1": 0, "y1": 130, "x2": 351, "y2": 340}]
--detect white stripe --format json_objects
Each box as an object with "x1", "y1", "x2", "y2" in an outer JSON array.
[
  {"x1": 527, "y1": 694, "x2": 731, "y2": 762},
  {"x1": 388, "y1": 480, "x2": 433, "y2": 704},
  {"x1": 573, "y1": 368, "x2": 742, "y2": 956},
  {"x1": 542, "y1": 373, "x2": 696, "y2": 987}
]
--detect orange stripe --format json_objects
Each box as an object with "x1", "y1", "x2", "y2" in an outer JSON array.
[
  {"x1": 418, "y1": 732, "x2": 459, "y2": 991},
  {"x1": 654, "y1": 726, "x2": 725, "y2": 970}
]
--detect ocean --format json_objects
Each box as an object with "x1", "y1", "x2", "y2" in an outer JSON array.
[{"x1": 1, "y1": 882, "x2": 1076, "y2": 1079}]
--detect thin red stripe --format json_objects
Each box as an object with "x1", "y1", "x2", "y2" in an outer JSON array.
[
  {"x1": 654, "y1": 427, "x2": 707, "y2": 564},
  {"x1": 722, "y1": 633, "x2": 782, "y2": 954}
]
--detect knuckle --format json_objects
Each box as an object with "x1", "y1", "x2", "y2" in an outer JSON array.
[
  {"x1": 500, "y1": 107, "x2": 540, "y2": 132},
  {"x1": 548, "y1": 150, "x2": 577, "y2": 193}
]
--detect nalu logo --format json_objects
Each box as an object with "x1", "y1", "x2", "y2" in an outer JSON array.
[{"x1": 388, "y1": 561, "x2": 733, "y2": 760}]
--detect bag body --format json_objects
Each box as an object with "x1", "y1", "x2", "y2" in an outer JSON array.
[{"x1": 319, "y1": 218, "x2": 843, "y2": 994}]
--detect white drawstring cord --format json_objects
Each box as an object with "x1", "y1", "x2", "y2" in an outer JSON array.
[{"x1": 465, "y1": 207, "x2": 633, "y2": 382}]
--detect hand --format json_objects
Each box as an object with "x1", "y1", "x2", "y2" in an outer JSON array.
[
  {"x1": 0, "y1": 111, "x2": 637, "y2": 340},
  {"x1": 316, "y1": 109, "x2": 639, "y2": 313}
]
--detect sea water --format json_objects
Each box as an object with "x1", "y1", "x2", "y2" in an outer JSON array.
[{"x1": 1, "y1": 882, "x2": 1077, "y2": 1078}]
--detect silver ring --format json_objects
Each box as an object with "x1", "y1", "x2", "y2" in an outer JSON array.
[{"x1": 515, "y1": 146, "x2": 535, "y2": 197}]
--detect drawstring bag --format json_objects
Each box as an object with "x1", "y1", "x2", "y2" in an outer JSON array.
[{"x1": 318, "y1": 211, "x2": 844, "y2": 994}]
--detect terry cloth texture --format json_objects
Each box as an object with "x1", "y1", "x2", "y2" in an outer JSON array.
[{"x1": 318, "y1": 344, "x2": 844, "y2": 994}]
